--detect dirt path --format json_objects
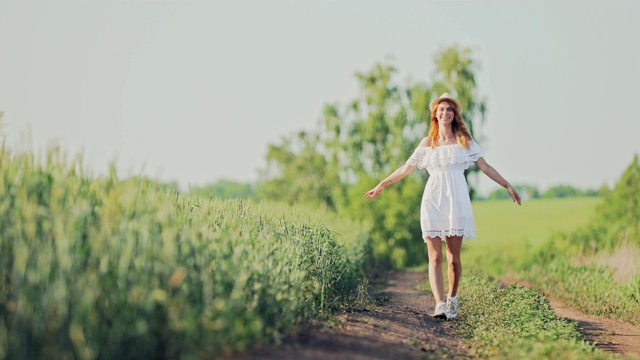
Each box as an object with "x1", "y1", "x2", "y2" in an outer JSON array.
[
  {"x1": 501, "y1": 279, "x2": 640, "y2": 358},
  {"x1": 228, "y1": 273, "x2": 640, "y2": 359},
  {"x1": 232, "y1": 271, "x2": 469, "y2": 360}
]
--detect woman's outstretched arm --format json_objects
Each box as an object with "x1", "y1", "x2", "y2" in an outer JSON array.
[
  {"x1": 365, "y1": 163, "x2": 417, "y2": 198},
  {"x1": 475, "y1": 157, "x2": 521, "y2": 205}
]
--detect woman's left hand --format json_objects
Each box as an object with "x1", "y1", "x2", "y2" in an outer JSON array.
[{"x1": 507, "y1": 185, "x2": 521, "y2": 205}]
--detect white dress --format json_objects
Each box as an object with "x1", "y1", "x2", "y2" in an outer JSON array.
[{"x1": 405, "y1": 140, "x2": 484, "y2": 241}]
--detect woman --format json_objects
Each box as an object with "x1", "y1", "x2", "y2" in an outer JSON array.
[{"x1": 365, "y1": 92, "x2": 521, "y2": 320}]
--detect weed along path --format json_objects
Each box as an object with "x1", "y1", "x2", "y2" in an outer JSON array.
[
  {"x1": 501, "y1": 279, "x2": 640, "y2": 358},
  {"x1": 233, "y1": 271, "x2": 469, "y2": 359}
]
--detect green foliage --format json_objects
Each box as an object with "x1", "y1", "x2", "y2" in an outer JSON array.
[
  {"x1": 258, "y1": 131, "x2": 340, "y2": 210},
  {"x1": 452, "y1": 277, "x2": 610, "y2": 360},
  {"x1": 190, "y1": 179, "x2": 256, "y2": 200},
  {"x1": 340, "y1": 174, "x2": 426, "y2": 268},
  {"x1": 337, "y1": 63, "x2": 427, "y2": 176},
  {"x1": 595, "y1": 154, "x2": 640, "y2": 237},
  {"x1": 541, "y1": 184, "x2": 594, "y2": 199},
  {"x1": 258, "y1": 46, "x2": 487, "y2": 268},
  {"x1": 0, "y1": 146, "x2": 371, "y2": 358},
  {"x1": 258, "y1": 62, "x2": 431, "y2": 268}
]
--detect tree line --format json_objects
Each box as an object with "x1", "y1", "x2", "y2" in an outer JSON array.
[
  {"x1": 198, "y1": 181, "x2": 607, "y2": 202},
  {"x1": 485, "y1": 183, "x2": 608, "y2": 201}
]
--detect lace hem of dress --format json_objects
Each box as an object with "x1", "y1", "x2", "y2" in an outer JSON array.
[{"x1": 422, "y1": 229, "x2": 476, "y2": 241}]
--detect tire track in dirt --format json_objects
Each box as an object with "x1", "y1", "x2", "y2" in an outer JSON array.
[
  {"x1": 231, "y1": 271, "x2": 469, "y2": 360},
  {"x1": 501, "y1": 279, "x2": 640, "y2": 358}
]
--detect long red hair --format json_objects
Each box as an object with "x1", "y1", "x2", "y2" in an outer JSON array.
[{"x1": 428, "y1": 100, "x2": 472, "y2": 149}]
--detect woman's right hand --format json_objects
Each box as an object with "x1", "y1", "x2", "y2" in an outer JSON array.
[{"x1": 365, "y1": 184, "x2": 385, "y2": 198}]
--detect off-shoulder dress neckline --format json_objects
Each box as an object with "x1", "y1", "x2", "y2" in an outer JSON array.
[{"x1": 417, "y1": 143, "x2": 461, "y2": 149}]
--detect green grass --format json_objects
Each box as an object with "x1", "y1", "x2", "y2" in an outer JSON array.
[
  {"x1": 528, "y1": 262, "x2": 640, "y2": 326},
  {"x1": 464, "y1": 197, "x2": 600, "y2": 278},
  {"x1": 0, "y1": 146, "x2": 372, "y2": 359},
  {"x1": 454, "y1": 276, "x2": 614, "y2": 360}
]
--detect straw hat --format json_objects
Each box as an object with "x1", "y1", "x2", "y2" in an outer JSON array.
[{"x1": 429, "y1": 92, "x2": 462, "y2": 113}]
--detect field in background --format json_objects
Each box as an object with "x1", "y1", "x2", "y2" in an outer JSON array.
[{"x1": 464, "y1": 197, "x2": 601, "y2": 278}]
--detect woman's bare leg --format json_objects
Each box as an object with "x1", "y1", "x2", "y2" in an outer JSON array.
[
  {"x1": 445, "y1": 236, "x2": 463, "y2": 297},
  {"x1": 425, "y1": 237, "x2": 444, "y2": 303}
]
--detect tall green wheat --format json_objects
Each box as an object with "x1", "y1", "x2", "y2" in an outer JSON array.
[{"x1": 0, "y1": 146, "x2": 371, "y2": 359}]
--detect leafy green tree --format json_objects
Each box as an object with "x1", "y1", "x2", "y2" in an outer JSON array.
[
  {"x1": 260, "y1": 63, "x2": 433, "y2": 267},
  {"x1": 319, "y1": 63, "x2": 431, "y2": 267},
  {"x1": 257, "y1": 131, "x2": 339, "y2": 210}
]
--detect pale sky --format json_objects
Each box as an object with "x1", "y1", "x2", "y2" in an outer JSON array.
[{"x1": 1, "y1": 0, "x2": 639, "y2": 195}]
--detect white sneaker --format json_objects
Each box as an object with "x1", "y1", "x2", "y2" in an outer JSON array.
[
  {"x1": 446, "y1": 296, "x2": 458, "y2": 320},
  {"x1": 433, "y1": 301, "x2": 447, "y2": 319}
]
